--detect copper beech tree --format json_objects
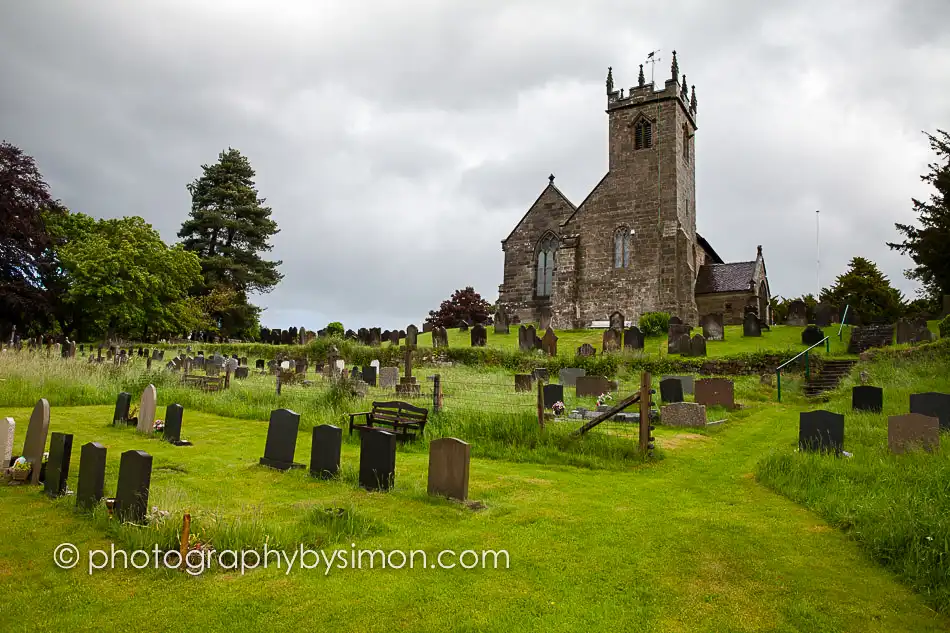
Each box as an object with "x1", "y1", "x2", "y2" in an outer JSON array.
[{"x1": 425, "y1": 287, "x2": 493, "y2": 328}]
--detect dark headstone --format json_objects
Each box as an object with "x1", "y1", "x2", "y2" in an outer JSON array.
[
  {"x1": 470, "y1": 324, "x2": 487, "y2": 347},
  {"x1": 609, "y1": 311, "x2": 625, "y2": 330},
  {"x1": 114, "y1": 450, "x2": 153, "y2": 523},
  {"x1": 660, "y1": 378, "x2": 684, "y2": 404},
  {"x1": 814, "y1": 303, "x2": 833, "y2": 327},
  {"x1": 493, "y1": 309, "x2": 509, "y2": 335},
  {"x1": 798, "y1": 410, "x2": 844, "y2": 455},
  {"x1": 406, "y1": 324, "x2": 419, "y2": 347},
  {"x1": 700, "y1": 313, "x2": 724, "y2": 341},
  {"x1": 76, "y1": 442, "x2": 107, "y2": 510},
  {"x1": 801, "y1": 325, "x2": 825, "y2": 346},
  {"x1": 432, "y1": 326, "x2": 448, "y2": 348},
  {"x1": 358, "y1": 428, "x2": 396, "y2": 491},
  {"x1": 310, "y1": 424, "x2": 342, "y2": 479},
  {"x1": 362, "y1": 365, "x2": 378, "y2": 387},
  {"x1": 694, "y1": 378, "x2": 735, "y2": 409},
  {"x1": 852, "y1": 386, "x2": 883, "y2": 413},
  {"x1": 524, "y1": 325, "x2": 539, "y2": 351},
  {"x1": 909, "y1": 392, "x2": 950, "y2": 430},
  {"x1": 255, "y1": 359, "x2": 265, "y2": 370},
  {"x1": 624, "y1": 326, "x2": 644, "y2": 350},
  {"x1": 234, "y1": 367, "x2": 249, "y2": 379},
  {"x1": 743, "y1": 313, "x2": 761, "y2": 337},
  {"x1": 514, "y1": 374, "x2": 534, "y2": 392},
  {"x1": 576, "y1": 375, "x2": 611, "y2": 397},
  {"x1": 44, "y1": 432, "x2": 73, "y2": 498},
  {"x1": 576, "y1": 343, "x2": 596, "y2": 357},
  {"x1": 532, "y1": 368, "x2": 549, "y2": 383},
  {"x1": 427, "y1": 438, "x2": 470, "y2": 501},
  {"x1": 602, "y1": 328, "x2": 621, "y2": 353},
  {"x1": 689, "y1": 334, "x2": 707, "y2": 357},
  {"x1": 540, "y1": 328, "x2": 558, "y2": 356},
  {"x1": 113, "y1": 392, "x2": 131, "y2": 425},
  {"x1": 163, "y1": 404, "x2": 191, "y2": 446},
  {"x1": 786, "y1": 300, "x2": 808, "y2": 326},
  {"x1": 671, "y1": 332, "x2": 691, "y2": 355},
  {"x1": 888, "y1": 413, "x2": 939, "y2": 454},
  {"x1": 259, "y1": 409, "x2": 305, "y2": 470},
  {"x1": 543, "y1": 383, "x2": 564, "y2": 409}
]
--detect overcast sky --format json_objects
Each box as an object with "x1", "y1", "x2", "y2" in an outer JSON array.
[{"x1": 2, "y1": 0, "x2": 948, "y2": 330}]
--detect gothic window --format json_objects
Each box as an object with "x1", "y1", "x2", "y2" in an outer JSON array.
[
  {"x1": 682, "y1": 124, "x2": 690, "y2": 161},
  {"x1": 535, "y1": 234, "x2": 558, "y2": 297},
  {"x1": 613, "y1": 227, "x2": 630, "y2": 268},
  {"x1": 634, "y1": 119, "x2": 653, "y2": 150}
]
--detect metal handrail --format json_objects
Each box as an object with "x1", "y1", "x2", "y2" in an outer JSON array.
[
  {"x1": 776, "y1": 336, "x2": 831, "y2": 402},
  {"x1": 838, "y1": 304, "x2": 850, "y2": 340}
]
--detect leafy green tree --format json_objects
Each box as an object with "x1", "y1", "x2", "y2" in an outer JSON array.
[
  {"x1": 326, "y1": 321, "x2": 344, "y2": 337},
  {"x1": 178, "y1": 148, "x2": 282, "y2": 336},
  {"x1": 888, "y1": 130, "x2": 950, "y2": 302},
  {"x1": 819, "y1": 257, "x2": 905, "y2": 323},
  {"x1": 425, "y1": 287, "x2": 492, "y2": 328}
]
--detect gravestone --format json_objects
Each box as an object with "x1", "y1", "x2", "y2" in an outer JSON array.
[
  {"x1": 798, "y1": 410, "x2": 844, "y2": 455},
  {"x1": 532, "y1": 368, "x2": 549, "y2": 383},
  {"x1": 256, "y1": 359, "x2": 265, "y2": 370},
  {"x1": 22, "y1": 398, "x2": 50, "y2": 485},
  {"x1": 659, "y1": 378, "x2": 684, "y2": 404},
  {"x1": 369, "y1": 327, "x2": 382, "y2": 346},
  {"x1": 259, "y1": 409, "x2": 305, "y2": 470},
  {"x1": 543, "y1": 384, "x2": 564, "y2": 409},
  {"x1": 406, "y1": 324, "x2": 419, "y2": 347},
  {"x1": 44, "y1": 432, "x2": 73, "y2": 497},
  {"x1": 334, "y1": 359, "x2": 346, "y2": 374},
  {"x1": 814, "y1": 303, "x2": 833, "y2": 327},
  {"x1": 609, "y1": 311, "x2": 625, "y2": 330},
  {"x1": 558, "y1": 367, "x2": 586, "y2": 387},
  {"x1": 113, "y1": 392, "x2": 131, "y2": 425},
  {"x1": 362, "y1": 365, "x2": 378, "y2": 387},
  {"x1": 380, "y1": 367, "x2": 399, "y2": 389},
  {"x1": 526, "y1": 325, "x2": 540, "y2": 350},
  {"x1": 163, "y1": 404, "x2": 191, "y2": 446},
  {"x1": 743, "y1": 313, "x2": 761, "y2": 337},
  {"x1": 350, "y1": 367, "x2": 361, "y2": 380},
  {"x1": 537, "y1": 307, "x2": 552, "y2": 332},
  {"x1": 694, "y1": 378, "x2": 735, "y2": 410},
  {"x1": 514, "y1": 374, "x2": 534, "y2": 392},
  {"x1": 493, "y1": 309, "x2": 509, "y2": 335},
  {"x1": 310, "y1": 424, "x2": 342, "y2": 479},
  {"x1": 661, "y1": 376, "x2": 694, "y2": 396},
  {"x1": 661, "y1": 402, "x2": 706, "y2": 428},
  {"x1": 852, "y1": 386, "x2": 883, "y2": 413},
  {"x1": 1, "y1": 418, "x2": 13, "y2": 467},
  {"x1": 470, "y1": 324, "x2": 488, "y2": 347},
  {"x1": 667, "y1": 324, "x2": 693, "y2": 353},
  {"x1": 358, "y1": 428, "x2": 397, "y2": 491},
  {"x1": 786, "y1": 300, "x2": 808, "y2": 326},
  {"x1": 689, "y1": 334, "x2": 707, "y2": 357},
  {"x1": 602, "y1": 328, "x2": 621, "y2": 353},
  {"x1": 909, "y1": 392, "x2": 950, "y2": 430},
  {"x1": 888, "y1": 413, "x2": 939, "y2": 454},
  {"x1": 518, "y1": 325, "x2": 530, "y2": 351},
  {"x1": 623, "y1": 326, "x2": 644, "y2": 350},
  {"x1": 76, "y1": 442, "x2": 107, "y2": 510},
  {"x1": 576, "y1": 375, "x2": 611, "y2": 397},
  {"x1": 427, "y1": 438, "x2": 470, "y2": 501},
  {"x1": 700, "y1": 313, "x2": 725, "y2": 341},
  {"x1": 577, "y1": 343, "x2": 596, "y2": 357},
  {"x1": 234, "y1": 367, "x2": 249, "y2": 379},
  {"x1": 801, "y1": 325, "x2": 825, "y2": 346},
  {"x1": 671, "y1": 333, "x2": 691, "y2": 356},
  {"x1": 136, "y1": 384, "x2": 157, "y2": 434},
  {"x1": 114, "y1": 450, "x2": 153, "y2": 523},
  {"x1": 432, "y1": 326, "x2": 448, "y2": 348},
  {"x1": 541, "y1": 328, "x2": 558, "y2": 356}
]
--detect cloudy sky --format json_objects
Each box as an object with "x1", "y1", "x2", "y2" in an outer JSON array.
[{"x1": 2, "y1": 0, "x2": 948, "y2": 330}]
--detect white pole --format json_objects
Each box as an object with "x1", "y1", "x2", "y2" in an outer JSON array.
[{"x1": 816, "y1": 209, "x2": 821, "y2": 295}]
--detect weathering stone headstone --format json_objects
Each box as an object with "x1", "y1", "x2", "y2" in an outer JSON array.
[
  {"x1": 310, "y1": 424, "x2": 342, "y2": 479},
  {"x1": 786, "y1": 300, "x2": 808, "y2": 326},
  {"x1": 577, "y1": 343, "x2": 596, "y2": 357},
  {"x1": 334, "y1": 359, "x2": 346, "y2": 374},
  {"x1": 851, "y1": 386, "x2": 883, "y2": 413},
  {"x1": 660, "y1": 378, "x2": 684, "y2": 404},
  {"x1": 113, "y1": 392, "x2": 131, "y2": 425},
  {"x1": 543, "y1": 383, "x2": 564, "y2": 408},
  {"x1": 814, "y1": 303, "x2": 834, "y2": 327},
  {"x1": 559, "y1": 367, "x2": 586, "y2": 387},
  {"x1": 432, "y1": 326, "x2": 448, "y2": 348},
  {"x1": 662, "y1": 376, "x2": 694, "y2": 396},
  {"x1": 539, "y1": 307, "x2": 552, "y2": 331},
  {"x1": 427, "y1": 438, "x2": 470, "y2": 501},
  {"x1": 163, "y1": 404, "x2": 191, "y2": 446},
  {"x1": 689, "y1": 334, "x2": 707, "y2": 357},
  {"x1": 22, "y1": 398, "x2": 50, "y2": 485},
  {"x1": 743, "y1": 313, "x2": 761, "y2": 337},
  {"x1": 700, "y1": 313, "x2": 724, "y2": 341},
  {"x1": 667, "y1": 324, "x2": 693, "y2": 353},
  {"x1": 493, "y1": 309, "x2": 509, "y2": 335},
  {"x1": 670, "y1": 332, "x2": 691, "y2": 356},
  {"x1": 406, "y1": 324, "x2": 419, "y2": 347},
  {"x1": 380, "y1": 367, "x2": 399, "y2": 389},
  {"x1": 76, "y1": 442, "x2": 106, "y2": 510},
  {"x1": 541, "y1": 328, "x2": 558, "y2": 356},
  {"x1": 532, "y1": 367, "x2": 549, "y2": 383},
  {"x1": 609, "y1": 311, "x2": 625, "y2": 330},
  {"x1": 234, "y1": 367, "x2": 249, "y2": 379},
  {"x1": 602, "y1": 328, "x2": 621, "y2": 353},
  {"x1": 514, "y1": 374, "x2": 534, "y2": 392},
  {"x1": 623, "y1": 326, "x2": 644, "y2": 350},
  {"x1": 256, "y1": 359, "x2": 265, "y2": 370},
  {"x1": 137, "y1": 384, "x2": 157, "y2": 434},
  {"x1": 350, "y1": 366, "x2": 361, "y2": 380},
  {"x1": 909, "y1": 392, "x2": 950, "y2": 430},
  {"x1": 576, "y1": 375, "x2": 611, "y2": 398},
  {"x1": 695, "y1": 378, "x2": 736, "y2": 410},
  {"x1": 801, "y1": 325, "x2": 825, "y2": 346},
  {"x1": 44, "y1": 432, "x2": 73, "y2": 497},
  {"x1": 798, "y1": 410, "x2": 844, "y2": 455},
  {"x1": 1, "y1": 418, "x2": 13, "y2": 467},
  {"x1": 470, "y1": 324, "x2": 488, "y2": 347},
  {"x1": 259, "y1": 409, "x2": 305, "y2": 470},
  {"x1": 114, "y1": 450, "x2": 153, "y2": 523},
  {"x1": 661, "y1": 402, "x2": 706, "y2": 428},
  {"x1": 358, "y1": 428, "x2": 397, "y2": 491},
  {"x1": 362, "y1": 365, "x2": 378, "y2": 387},
  {"x1": 888, "y1": 413, "x2": 939, "y2": 454}
]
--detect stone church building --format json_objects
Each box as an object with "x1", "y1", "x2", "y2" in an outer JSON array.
[{"x1": 497, "y1": 52, "x2": 770, "y2": 327}]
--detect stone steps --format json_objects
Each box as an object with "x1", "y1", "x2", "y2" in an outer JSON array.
[{"x1": 803, "y1": 360, "x2": 857, "y2": 398}]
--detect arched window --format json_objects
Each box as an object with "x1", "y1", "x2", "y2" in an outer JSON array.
[
  {"x1": 613, "y1": 227, "x2": 630, "y2": 268},
  {"x1": 682, "y1": 124, "x2": 690, "y2": 161},
  {"x1": 535, "y1": 234, "x2": 557, "y2": 297},
  {"x1": 635, "y1": 119, "x2": 653, "y2": 150}
]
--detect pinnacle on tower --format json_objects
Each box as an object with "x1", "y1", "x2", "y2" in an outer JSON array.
[
  {"x1": 681, "y1": 74, "x2": 688, "y2": 100},
  {"x1": 638, "y1": 64, "x2": 645, "y2": 87},
  {"x1": 606, "y1": 67, "x2": 614, "y2": 94},
  {"x1": 690, "y1": 85, "x2": 697, "y2": 113},
  {"x1": 671, "y1": 50, "x2": 679, "y2": 81}
]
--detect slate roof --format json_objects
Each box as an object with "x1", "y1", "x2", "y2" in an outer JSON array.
[{"x1": 695, "y1": 261, "x2": 757, "y2": 294}]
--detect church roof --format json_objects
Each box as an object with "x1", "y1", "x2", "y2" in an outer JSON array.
[
  {"x1": 501, "y1": 180, "x2": 576, "y2": 244},
  {"x1": 696, "y1": 234, "x2": 724, "y2": 264},
  {"x1": 695, "y1": 261, "x2": 757, "y2": 294}
]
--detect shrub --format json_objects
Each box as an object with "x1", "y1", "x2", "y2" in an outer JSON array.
[
  {"x1": 325, "y1": 322, "x2": 344, "y2": 337},
  {"x1": 940, "y1": 315, "x2": 950, "y2": 339},
  {"x1": 638, "y1": 312, "x2": 670, "y2": 337}
]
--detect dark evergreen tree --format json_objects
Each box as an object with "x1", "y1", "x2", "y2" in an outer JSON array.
[
  {"x1": 819, "y1": 257, "x2": 904, "y2": 323},
  {"x1": 888, "y1": 130, "x2": 950, "y2": 302},
  {"x1": 425, "y1": 287, "x2": 492, "y2": 328}
]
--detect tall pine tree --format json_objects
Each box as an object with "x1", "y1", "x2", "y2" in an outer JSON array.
[
  {"x1": 819, "y1": 257, "x2": 905, "y2": 323},
  {"x1": 888, "y1": 130, "x2": 950, "y2": 302},
  {"x1": 179, "y1": 149, "x2": 282, "y2": 337}
]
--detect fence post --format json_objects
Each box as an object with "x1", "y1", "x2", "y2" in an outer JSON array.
[
  {"x1": 805, "y1": 352, "x2": 809, "y2": 380},
  {"x1": 432, "y1": 374, "x2": 442, "y2": 413},
  {"x1": 826, "y1": 337, "x2": 830, "y2": 354},
  {"x1": 638, "y1": 371, "x2": 652, "y2": 453},
  {"x1": 179, "y1": 512, "x2": 191, "y2": 570},
  {"x1": 536, "y1": 377, "x2": 545, "y2": 430},
  {"x1": 224, "y1": 367, "x2": 231, "y2": 390},
  {"x1": 276, "y1": 373, "x2": 282, "y2": 396},
  {"x1": 776, "y1": 370, "x2": 782, "y2": 402}
]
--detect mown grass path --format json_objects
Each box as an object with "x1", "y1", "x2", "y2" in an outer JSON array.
[{"x1": 0, "y1": 401, "x2": 946, "y2": 632}]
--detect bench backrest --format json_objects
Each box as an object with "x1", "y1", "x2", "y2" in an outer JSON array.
[{"x1": 371, "y1": 400, "x2": 428, "y2": 424}]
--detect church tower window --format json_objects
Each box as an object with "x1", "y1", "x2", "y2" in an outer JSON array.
[
  {"x1": 535, "y1": 234, "x2": 558, "y2": 297},
  {"x1": 613, "y1": 227, "x2": 630, "y2": 268},
  {"x1": 634, "y1": 119, "x2": 653, "y2": 150}
]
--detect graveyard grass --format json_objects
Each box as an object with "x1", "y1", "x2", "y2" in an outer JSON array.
[{"x1": 1, "y1": 333, "x2": 949, "y2": 631}]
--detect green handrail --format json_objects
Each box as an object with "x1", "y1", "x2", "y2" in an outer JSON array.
[
  {"x1": 776, "y1": 336, "x2": 831, "y2": 402},
  {"x1": 838, "y1": 304, "x2": 850, "y2": 341}
]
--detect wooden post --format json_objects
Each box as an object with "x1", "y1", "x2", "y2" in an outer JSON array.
[
  {"x1": 536, "y1": 377, "x2": 545, "y2": 430},
  {"x1": 224, "y1": 366, "x2": 231, "y2": 389},
  {"x1": 638, "y1": 371, "x2": 652, "y2": 454},
  {"x1": 433, "y1": 374, "x2": 442, "y2": 413},
  {"x1": 276, "y1": 373, "x2": 282, "y2": 396},
  {"x1": 179, "y1": 512, "x2": 191, "y2": 570},
  {"x1": 146, "y1": 356, "x2": 152, "y2": 371},
  {"x1": 404, "y1": 346, "x2": 413, "y2": 381}
]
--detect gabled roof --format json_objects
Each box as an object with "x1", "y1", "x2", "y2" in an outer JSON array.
[
  {"x1": 501, "y1": 182, "x2": 576, "y2": 244},
  {"x1": 695, "y1": 261, "x2": 757, "y2": 294},
  {"x1": 561, "y1": 172, "x2": 609, "y2": 228},
  {"x1": 696, "y1": 234, "x2": 723, "y2": 264}
]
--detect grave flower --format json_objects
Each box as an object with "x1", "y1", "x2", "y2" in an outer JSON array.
[
  {"x1": 552, "y1": 401, "x2": 566, "y2": 416},
  {"x1": 596, "y1": 393, "x2": 613, "y2": 408},
  {"x1": 153, "y1": 419, "x2": 164, "y2": 432}
]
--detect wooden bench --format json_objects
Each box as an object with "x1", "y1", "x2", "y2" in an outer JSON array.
[
  {"x1": 348, "y1": 401, "x2": 428, "y2": 441},
  {"x1": 181, "y1": 374, "x2": 225, "y2": 392}
]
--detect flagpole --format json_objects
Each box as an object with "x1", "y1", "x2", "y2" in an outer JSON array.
[{"x1": 816, "y1": 209, "x2": 821, "y2": 294}]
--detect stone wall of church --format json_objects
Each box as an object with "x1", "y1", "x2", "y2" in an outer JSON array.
[{"x1": 696, "y1": 292, "x2": 756, "y2": 325}]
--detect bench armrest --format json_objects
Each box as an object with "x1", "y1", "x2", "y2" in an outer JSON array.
[{"x1": 348, "y1": 411, "x2": 372, "y2": 435}]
